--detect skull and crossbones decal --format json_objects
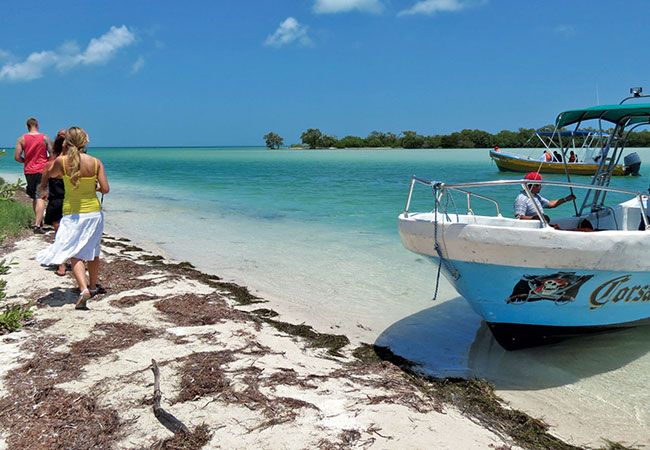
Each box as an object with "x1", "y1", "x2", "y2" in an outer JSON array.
[
  {"x1": 505, "y1": 272, "x2": 593, "y2": 305},
  {"x1": 531, "y1": 278, "x2": 569, "y2": 300}
]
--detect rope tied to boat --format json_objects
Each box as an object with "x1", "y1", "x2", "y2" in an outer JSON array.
[{"x1": 431, "y1": 183, "x2": 460, "y2": 300}]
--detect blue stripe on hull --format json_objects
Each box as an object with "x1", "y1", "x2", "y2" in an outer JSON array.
[{"x1": 428, "y1": 257, "x2": 650, "y2": 327}]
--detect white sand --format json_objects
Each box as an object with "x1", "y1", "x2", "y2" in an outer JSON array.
[{"x1": 0, "y1": 235, "x2": 520, "y2": 449}]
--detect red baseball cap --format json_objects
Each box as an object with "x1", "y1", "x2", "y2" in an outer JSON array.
[{"x1": 525, "y1": 172, "x2": 542, "y2": 181}]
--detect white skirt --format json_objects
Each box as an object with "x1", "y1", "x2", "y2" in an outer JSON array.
[{"x1": 36, "y1": 211, "x2": 104, "y2": 264}]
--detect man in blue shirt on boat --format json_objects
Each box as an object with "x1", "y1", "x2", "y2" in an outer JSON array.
[{"x1": 514, "y1": 172, "x2": 575, "y2": 222}]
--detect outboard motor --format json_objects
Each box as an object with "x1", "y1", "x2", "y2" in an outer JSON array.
[{"x1": 623, "y1": 152, "x2": 642, "y2": 176}]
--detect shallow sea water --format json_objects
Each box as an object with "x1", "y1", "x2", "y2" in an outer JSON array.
[{"x1": 1, "y1": 146, "x2": 649, "y2": 445}]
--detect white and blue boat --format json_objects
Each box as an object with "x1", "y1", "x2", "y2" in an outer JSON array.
[{"x1": 399, "y1": 94, "x2": 650, "y2": 349}]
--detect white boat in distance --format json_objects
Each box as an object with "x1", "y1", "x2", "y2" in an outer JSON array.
[{"x1": 399, "y1": 96, "x2": 650, "y2": 349}]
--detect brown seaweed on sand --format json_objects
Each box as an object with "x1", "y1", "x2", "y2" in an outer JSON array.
[
  {"x1": 99, "y1": 257, "x2": 155, "y2": 293},
  {"x1": 155, "y1": 292, "x2": 252, "y2": 326}
]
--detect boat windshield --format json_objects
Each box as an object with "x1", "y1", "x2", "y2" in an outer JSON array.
[{"x1": 534, "y1": 130, "x2": 609, "y2": 163}]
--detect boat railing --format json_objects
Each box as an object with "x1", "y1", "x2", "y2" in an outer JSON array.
[
  {"x1": 404, "y1": 176, "x2": 503, "y2": 219},
  {"x1": 403, "y1": 175, "x2": 650, "y2": 229}
]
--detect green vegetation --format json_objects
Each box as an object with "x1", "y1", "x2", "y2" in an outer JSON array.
[
  {"x1": 300, "y1": 128, "x2": 324, "y2": 149},
  {"x1": 293, "y1": 127, "x2": 650, "y2": 149},
  {"x1": 0, "y1": 176, "x2": 34, "y2": 334},
  {"x1": 263, "y1": 132, "x2": 284, "y2": 149},
  {"x1": 0, "y1": 300, "x2": 34, "y2": 333},
  {"x1": 0, "y1": 179, "x2": 32, "y2": 237},
  {"x1": 0, "y1": 145, "x2": 33, "y2": 234},
  {"x1": 0, "y1": 178, "x2": 25, "y2": 201}
]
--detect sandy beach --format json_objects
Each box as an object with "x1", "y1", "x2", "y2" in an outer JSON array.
[{"x1": 0, "y1": 230, "x2": 538, "y2": 449}]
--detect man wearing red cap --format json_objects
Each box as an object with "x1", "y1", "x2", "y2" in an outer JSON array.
[{"x1": 514, "y1": 172, "x2": 575, "y2": 221}]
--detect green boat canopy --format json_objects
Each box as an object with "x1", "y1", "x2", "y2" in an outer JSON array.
[{"x1": 555, "y1": 103, "x2": 650, "y2": 129}]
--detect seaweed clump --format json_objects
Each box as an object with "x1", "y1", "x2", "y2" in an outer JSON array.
[
  {"x1": 155, "y1": 293, "x2": 250, "y2": 326},
  {"x1": 151, "y1": 424, "x2": 213, "y2": 449},
  {"x1": 0, "y1": 387, "x2": 122, "y2": 449},
  {"x1": 171, "y1": 349, "x2": 319, "y2": 431},
  {"x1": 255, "y1": 314, "x2": 350, "y2": 357},
  {"x1": 99, "y1": 257, "x2": 154, "y2": 293}
]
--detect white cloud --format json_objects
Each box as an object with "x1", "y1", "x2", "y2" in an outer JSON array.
[
  {"x1": 398, "y1": 0, "x2": 471, "y2": 16},
  {"x1": 0, "y1": 25, "x2": 136, "y2": 82},
  {"x1": 0, "y1": 51, "x2": 59, "y2": 81},
  {"x1": 72, "y1": 25, "x2": 135, "y2": 65},
  {"x1": 57, "y1": 40, "x2": 81, "y2": 55},
  {"x1": 264, "y1": 17, "x2": 312, "y2": 47},
  {"x1": 131, "y1": 56, "x2": 145, "y2": 74},
  {"x1": 313, "y1": 0, "x2": 384, "y2": 14}
]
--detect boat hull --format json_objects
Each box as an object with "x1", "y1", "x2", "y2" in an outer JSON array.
[
  {"x1": 486, "y1": 319, "x2": 650, "y2": 350},
  {"x1": 489, "y1": 150, "x2": 626, "y2": 176}
]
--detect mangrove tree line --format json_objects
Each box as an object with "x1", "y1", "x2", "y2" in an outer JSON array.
[{"x1": 263, "y1": 127, "x2": 650, "y2": 149}]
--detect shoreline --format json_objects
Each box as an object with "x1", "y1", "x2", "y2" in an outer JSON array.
[
  {"x1": 102, "y1": 220, "x2": 385, "y2": 348},
  {"x1": 0, "y1": 227, "x2": 593, "y2": 449}
]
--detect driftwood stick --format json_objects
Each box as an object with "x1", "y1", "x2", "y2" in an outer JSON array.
[{"x1": 151, "y1": 359, "x2": 190, "y2": 433}]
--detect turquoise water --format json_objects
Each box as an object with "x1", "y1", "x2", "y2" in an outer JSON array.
[
  {"x1": 2, "y1": 146, "x2": 650, "y2": 443},
  {"x1": 3, "y1": 146, "x2": 650, "y2": 345},
  {"x1": 91, "y1": 147, "x2": 489, "y2": 345}
]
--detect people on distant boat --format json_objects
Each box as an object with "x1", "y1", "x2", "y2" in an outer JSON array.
[
  {"x1": 493, "y1": 146, "x2": 500, "y2": 152},
  {"x1": 569, "y1": 151, "x2": 577, "y2": 163},
  {"x1": 553, "y1": 151, "x2": 563, "y2": 162},
  {"x1": 540, "y1": 150, "x2": 552, "y2": 162},
  {"x1": 514, "y1": 172, "x2": 575, "y2": 223},
  {"x1": 594, "y1": 143, "x2": 610, "y2": 163}
]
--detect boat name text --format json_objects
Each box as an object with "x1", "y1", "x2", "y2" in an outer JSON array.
[{"x1": 589, "y1": 275, "x2": 650, "y2": 310}]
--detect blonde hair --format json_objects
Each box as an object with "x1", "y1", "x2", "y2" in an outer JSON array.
[{"x1": 64, "y1": 127, "x2": 89, "y2": 189}]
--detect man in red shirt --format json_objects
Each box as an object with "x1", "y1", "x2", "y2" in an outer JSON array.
[{"x1": 15, "y1": 117, "x2": 53, "y2": 233}]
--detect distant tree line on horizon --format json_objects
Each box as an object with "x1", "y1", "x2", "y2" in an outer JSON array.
[{"x1": 263, "y1": 127, "x2": 650, "y2": 149}]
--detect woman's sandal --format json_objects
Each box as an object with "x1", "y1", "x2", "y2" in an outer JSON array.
[
  {"x1": 89, "y1": 285, "x2": 106, "y2": 297},
  {"x1": 76, "y1": 289, "x2": 91, "y2": 310}
]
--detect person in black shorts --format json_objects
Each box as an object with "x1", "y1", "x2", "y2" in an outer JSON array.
[
  {"x1": 14, "y1": 118, "x2": 53, "y2": 233},
  {"x1": 42, "y1": 130, "x2": 67, "y2": 275}
]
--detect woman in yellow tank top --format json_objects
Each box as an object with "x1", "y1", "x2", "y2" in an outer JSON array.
[{"x1": 36, "y1": 127, "x2": 110, "y2": 309}]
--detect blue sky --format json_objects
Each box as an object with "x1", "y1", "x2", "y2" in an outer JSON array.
[{"x1": 1, "y1": 0, "x2": 648, "y2": 147}]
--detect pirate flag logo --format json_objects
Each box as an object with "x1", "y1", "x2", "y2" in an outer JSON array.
[{"x1": 505, "y1": 272, "x2": 593, "y2": 305}]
